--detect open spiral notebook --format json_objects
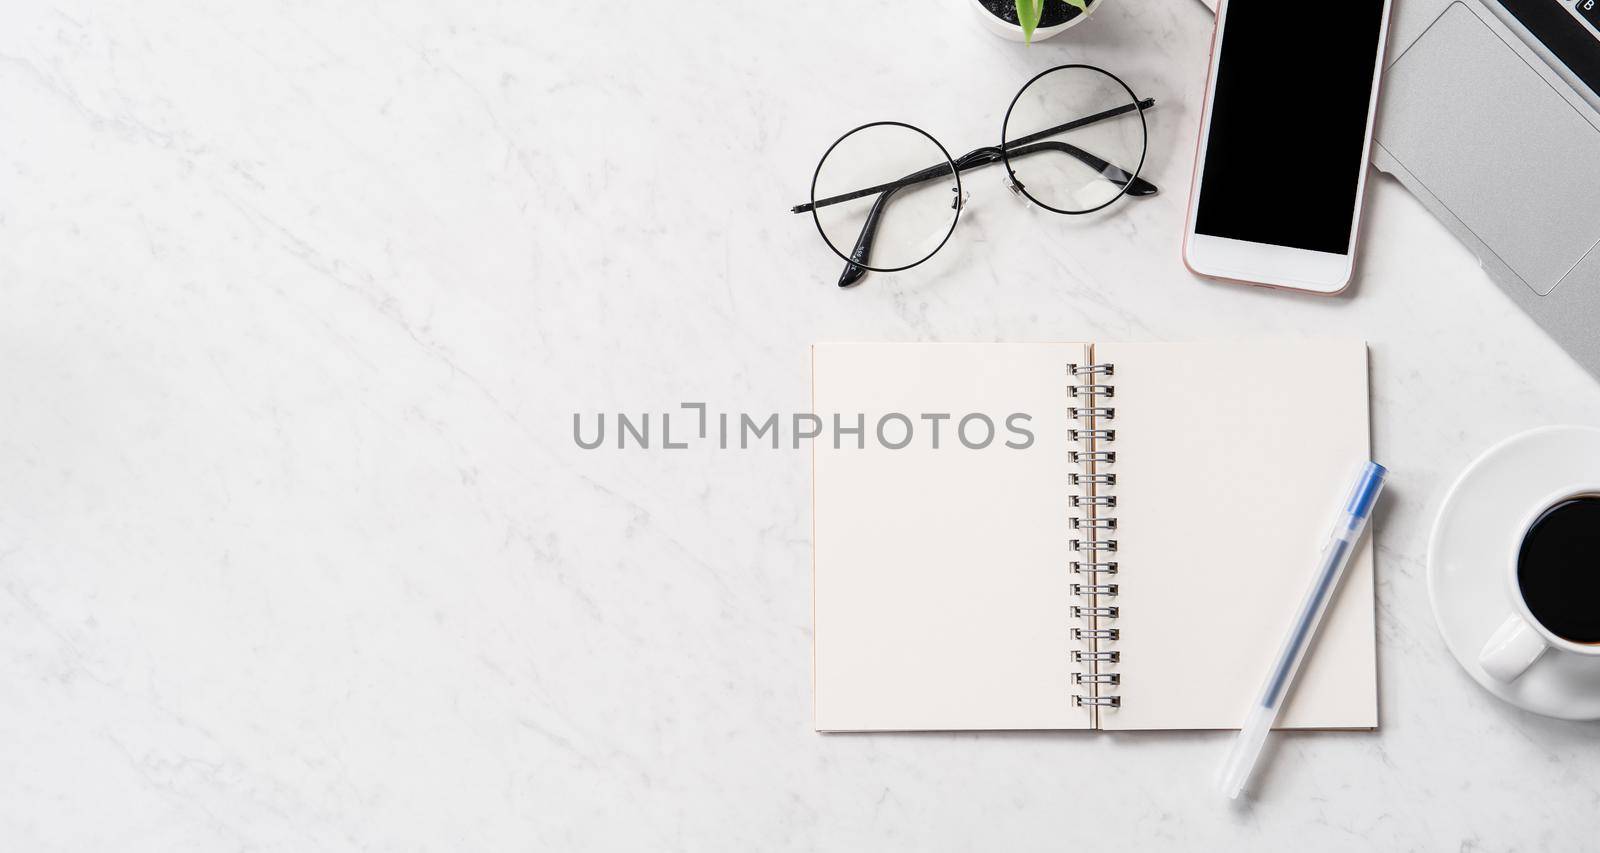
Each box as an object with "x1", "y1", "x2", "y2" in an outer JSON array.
[{"x1": 810, "y1": 340, "x2": 1377, "y2": 731}]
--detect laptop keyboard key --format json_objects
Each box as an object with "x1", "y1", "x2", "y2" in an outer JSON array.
[{"x1": 1578, "y1": 0, "x2": 1600, "y2": 28}]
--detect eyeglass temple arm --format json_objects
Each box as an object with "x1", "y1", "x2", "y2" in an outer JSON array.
[
  {"x1": 1006, "y1": 96, "x2": 1156, "y2": 150},
  {"x1": 1013, "y1": 140, "x2": 1158, "y2": 197},
  {"x1": 833, "y1": 140, "x2": 1158, "y2": 287},
  {"x1": 835, "y1": 187, "x2": 901, "y2": 287},
  {"x1": 792, "y1": 97, "x2": 1155, "y2": 214},
  {"x1": 834, "y1": 147, "x2": 1008, "y2": 287},
  {"x1": 832, "y1": 148, "x2": 1012, "y2": 287}
]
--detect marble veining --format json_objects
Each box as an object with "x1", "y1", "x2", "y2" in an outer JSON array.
[{"x1": 1, "y1": 0, "x2": 1599, "y2": 849}]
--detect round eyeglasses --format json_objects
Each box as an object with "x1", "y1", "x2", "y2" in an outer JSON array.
[{"x1": 790, "y1": 65, "x2": 1157, "y2": 288}]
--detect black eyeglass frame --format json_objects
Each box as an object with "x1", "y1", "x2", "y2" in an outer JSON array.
[
  {"x1": 795, "y1": 64, "x2": 1156, "y2": 283},
  {"x1": 1001, "y1": 64, "x2": 1150, "y2": 217},
  {"x1": 805, "y1": 120, "x2": 965, "y2": 276}
]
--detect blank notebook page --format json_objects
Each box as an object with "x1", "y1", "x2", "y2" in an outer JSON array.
[
  {"x1": 811, "y1": 343, "x2": 1090, "y2": 731},
  {"x1": 1097, "y1": 340, "x2": 1377, "y2": 730}
]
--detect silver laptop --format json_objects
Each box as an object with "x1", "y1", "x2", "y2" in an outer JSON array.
[{"x1": 1373, "y1": 0, "x2": 1600, "y2": 377}]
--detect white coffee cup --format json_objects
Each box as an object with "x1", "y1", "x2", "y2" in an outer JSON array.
[{"x1": 1478, "y1": 485, "x2": 1600, "y2": 683}]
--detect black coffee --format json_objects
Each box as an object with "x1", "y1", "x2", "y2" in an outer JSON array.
[{"x1": 1517, "y1": 497, "x2": 1600, "y2": 645}]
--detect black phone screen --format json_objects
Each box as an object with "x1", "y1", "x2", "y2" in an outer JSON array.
[{"x1": 1193, "y1": 0, "x2": 1388, "y2": 255}]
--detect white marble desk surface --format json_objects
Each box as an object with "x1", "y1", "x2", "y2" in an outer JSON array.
[{"x1": 2, "y1": 1, "x2": 1598, "y2": 850}]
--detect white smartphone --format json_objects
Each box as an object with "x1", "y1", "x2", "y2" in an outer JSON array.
[{"x1": 1183, "y1": 0, "x2": 1394, "y2": 294}]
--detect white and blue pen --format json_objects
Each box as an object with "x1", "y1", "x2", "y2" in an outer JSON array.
[{"x1": 1217, "y1": 461, "x2": 1388, "y2": 800}]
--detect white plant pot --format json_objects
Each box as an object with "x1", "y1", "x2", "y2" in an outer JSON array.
[{"x1": 968, "y1": 0, "x2": 1100, "y2": 42}]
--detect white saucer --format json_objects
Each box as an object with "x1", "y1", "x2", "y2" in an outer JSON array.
[{"x1": 1427, "y1": 425, "x2": 1600, "y2": 719}]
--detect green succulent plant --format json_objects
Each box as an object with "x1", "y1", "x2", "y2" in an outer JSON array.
[{"x1": 1015, "y1": 0, "x2": 1089, "y2": 43}]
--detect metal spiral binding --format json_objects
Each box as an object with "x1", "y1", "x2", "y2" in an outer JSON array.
[{"x1": 1068, "y1": 361, "x2": 1119, "y2": 711}]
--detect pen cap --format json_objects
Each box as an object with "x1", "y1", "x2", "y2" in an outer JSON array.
[{"x1": 1343, "y1": 461, "x2": 1388, "y2": 524}]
